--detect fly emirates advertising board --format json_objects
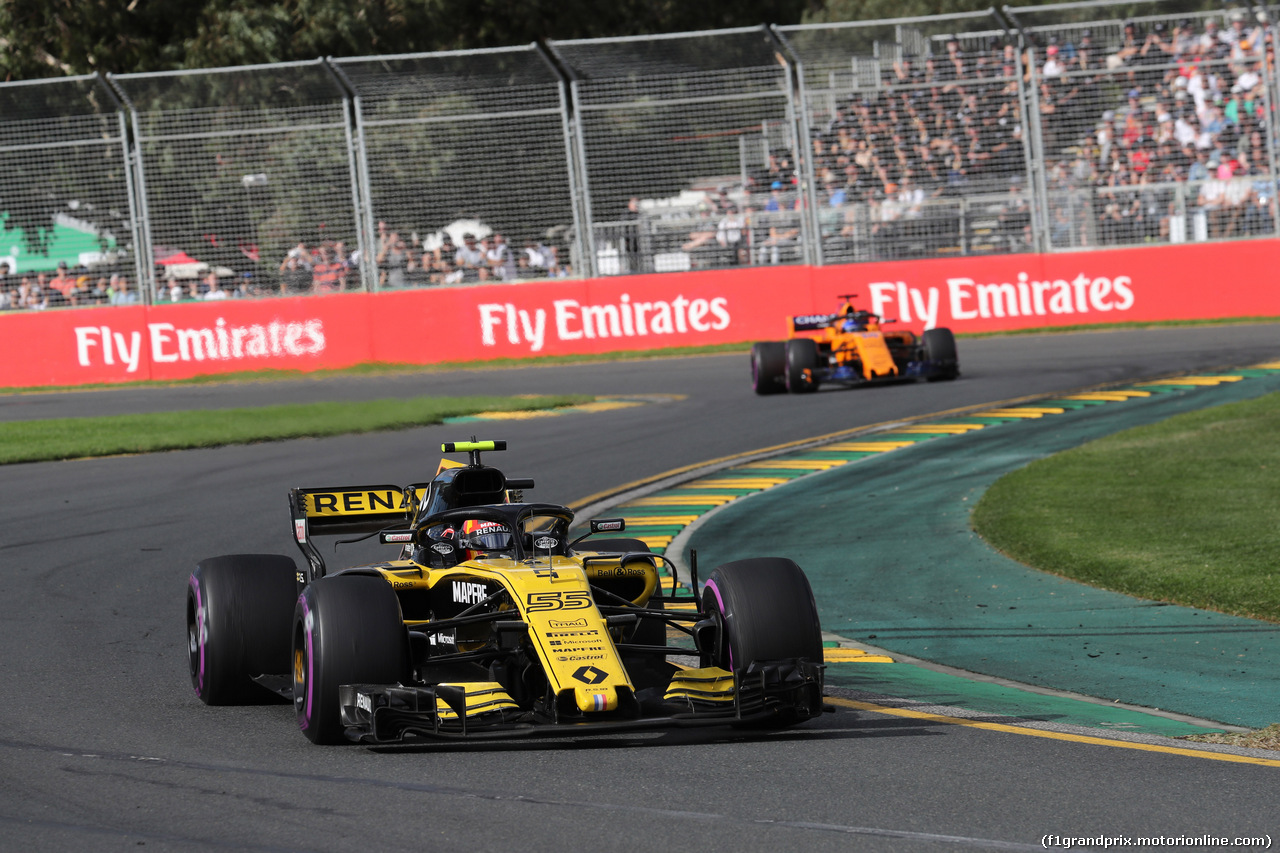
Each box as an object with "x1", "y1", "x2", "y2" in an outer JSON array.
[{"x1": 5, "y1": 240, "x2": 1277, "y2": 388}]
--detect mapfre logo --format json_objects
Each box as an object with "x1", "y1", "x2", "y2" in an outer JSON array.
[{"x1": 453, "y1": 581, "x2": 487, "y2": 604}]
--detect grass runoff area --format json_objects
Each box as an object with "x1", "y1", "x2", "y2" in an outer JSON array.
[
  {"x1": 0, "y1": 395, "x2": 590, "y2": 464},
  {"x1": 973, "y1": 391, "x2": 1280, "y2": 624}
]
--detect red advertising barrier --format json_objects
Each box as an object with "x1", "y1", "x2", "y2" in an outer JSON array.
[{"x1": 4, "y1": 241, "x2": 1278, "y2": 389}]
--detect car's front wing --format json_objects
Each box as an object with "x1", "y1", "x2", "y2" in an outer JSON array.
[{"x1": 339, "y1": 659, "x2": 824, "y2": 743}]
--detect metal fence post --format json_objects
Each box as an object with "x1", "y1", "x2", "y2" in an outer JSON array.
[
  {"x1": 569, "y1": 79, "x2": 598, "y2": 279},
  {"x1": 323, "y1": 59, "x2": 373, "y2": 293},
  {"x1": 99, "y1": 73, "x2": 150, "y2": 302},
  {"x1": 1024, "y1": 48, "x2": 1055, "y2": 253},
  {"x1": 106, "y1": 73, "x2": 158, "y2": 301},
  {"x1": 325, "y1": 60, "x2": 377, "y2": 293}
]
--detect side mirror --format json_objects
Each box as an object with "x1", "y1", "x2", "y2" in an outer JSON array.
[{"x1": 568, "y1": 518, "x2": 626, "y2": 551}]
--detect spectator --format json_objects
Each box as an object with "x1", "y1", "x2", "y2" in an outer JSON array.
[
  {"x1": 764, "y1": 181, "x2": 787, "y2": 211},
  {"x1": 521, "y1": 240, "x2": 555, "y2": 277},
  {"x1": 715, "y1": 205, "x2": 746, "y2": 263},
  {"x1": 108, "y1": 274, "x2": 137, "y2": 306},
  {"x1": 1043, "y1": 44, "x2": 1065, "y2": 78},
  {"x1": 88, "y1": 276, "x2": 111, "y2": 305},
  {"x1": 377, "y1": 232, "x2": 408, "y2": 288},
  {"x1": 1199, "y1": 18, "x2": 1227, "y2": 56},
  {"x1": 454, "y1": 233, "x2": 487, "y2": 282},
  {"x1": 331, "y1": 241, "x2": 351, "y2": 290},
  {"x1": 485, "y1": 233, "x2": 517, "y2": 281},
  {"x1": 21, "y1": 276, "x2": 47, "y2": 310},
  {"x1": 311, "y1": 246, "x2": 341, "y2": 293},
  {"x1": 68, "y1": 275, "x2": 91, "y2": 306},
  {"x1": 756, "y1": 220, "x2": 799, "y2": 265},
  {"x1": 998, "y1": 176, "x2": 1033, "y2": 250},
  {"x1": 49, "y1": 262, "x2": 76, "y2": 301},
  {"x1": 681, "y1": 207, "x2": 718, "y2": 255},
  {"x1": 287, "y1": 242, "x2": 312, "y2": 269},
  {"x1": 279, "y1": 255, "x2": 310, "y2": 295},
  {"x1": 203, "y1": 272, "x2": 228, "y2": 300},
  {"x1": 166, "y1": 274, "x2": 183, "y2": 302}
]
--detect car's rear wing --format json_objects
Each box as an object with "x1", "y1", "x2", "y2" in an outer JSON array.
[
  {"x1": 789, "y1": 313, "x2": 835, "y2": 335},
  {"x1": 290, "y1": 483, "x2": 430, "y2": 580}
]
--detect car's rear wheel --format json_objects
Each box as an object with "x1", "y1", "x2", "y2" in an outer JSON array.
[
  {"x1": 751, "y1": 342, "x2": 786, "y2": 395},
  {"x1": 784, "y1": 339, "x2": 819, "y2": 393},
  {"x1": 923, "y1": 327, "x2": 959, "y2": 381},
  {"x1": 187, "y1": 554, "x2": 297, "y2": 705},
  {"x1": 293, "y1": 574, "x2": 410, "y2": 744}
]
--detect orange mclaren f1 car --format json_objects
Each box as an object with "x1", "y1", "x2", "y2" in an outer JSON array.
[{"x1": 752, "y1": 294, "x2": 959, "y2": 394}]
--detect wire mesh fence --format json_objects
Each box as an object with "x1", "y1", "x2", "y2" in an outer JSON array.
[
  {"x1": 110, "y1": 61, "x2": 360, "y2": 302},
  {"x1": 1014, "y1": 0, "x2": 1280, "y2": 249},
  {"x1": 331, "y1": 46, "x2": 580, "y2": 290},
  {"x1": 776, "y1": 10, "x2": 1033, "y2": 263},
  {"x1": 0, "y1": 74, "x2": 138, "y2": 309},
  {"x1": 0, "y1": 0, "x2": 1277, "y2": 311},
  {"x1": 548, "y1": 26, "x2": 801, "y2": 276}
]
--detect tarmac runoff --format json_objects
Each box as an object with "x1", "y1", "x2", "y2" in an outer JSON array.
[{"x1": 597, "y1": 365, "x2": 1280, "y2": 737}]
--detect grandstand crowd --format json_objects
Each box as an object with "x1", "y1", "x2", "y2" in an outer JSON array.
[{"x1": 798, "y1": 9, "x2": 1277, "y2": 255}]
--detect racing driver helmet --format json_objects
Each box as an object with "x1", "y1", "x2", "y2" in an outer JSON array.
[{"x1": 460, "y1": 518, "x2": 513, "y2": 559}]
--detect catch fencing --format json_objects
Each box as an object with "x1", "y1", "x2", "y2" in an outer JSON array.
[
  {"x1": 0, "y1": 0, "x2": 1276, "y2": 306},
  {"x1": 547, "y1": 27, "x2": 804, "y2": 275},
  {"x1": 0, "y1": 75, "x2": 139, "y2": 300}
]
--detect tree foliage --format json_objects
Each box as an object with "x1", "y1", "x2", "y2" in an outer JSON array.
[{"x1": 0, "y1": 0, "x2": 815, "y2": 81}]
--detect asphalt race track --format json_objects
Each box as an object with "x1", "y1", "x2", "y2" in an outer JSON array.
[{"x1": 3, "y1": 324, "x2": 1280, "y2": 852}]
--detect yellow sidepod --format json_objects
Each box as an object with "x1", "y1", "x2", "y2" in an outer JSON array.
[{"x1": 580, "y1": 551, "x2": 659, "y2": 606}]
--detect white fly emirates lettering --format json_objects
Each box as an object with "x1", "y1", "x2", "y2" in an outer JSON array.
[
  {"x1": 74, "y1": 318, "x2": 326, "y2": 371},
  {"x1": 478, "y1": 295, "x2": 731, "y2": 352},
  {"x1": 866, "y1": 274, "x2": 1135, "y2": 329}
]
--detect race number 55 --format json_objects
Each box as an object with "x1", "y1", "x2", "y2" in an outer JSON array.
[{"x1": 526, "y1": 591, "x2": 592, "y2": 611}]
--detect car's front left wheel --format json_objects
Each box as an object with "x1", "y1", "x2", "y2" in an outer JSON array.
[{"x1": 293, "y1": 574, "x2": 410, "y2": 744}]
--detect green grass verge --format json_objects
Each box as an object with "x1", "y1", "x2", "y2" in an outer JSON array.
[
  {"x1": 972, "y1": 391, "x2": 1280, "y2": 622},
  {"x1": 0, "y1": 394, "x2": 591, "y2": 464}
]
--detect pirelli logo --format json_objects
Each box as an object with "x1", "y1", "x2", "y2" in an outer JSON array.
[{"x1": 304, "y1": 489, "x2": 408, "y2": 516}]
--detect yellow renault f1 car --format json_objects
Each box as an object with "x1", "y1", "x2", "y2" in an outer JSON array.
[
  {"x1": 186, "y1": 440, "x2": 825, "y2": 744},
  {"x1": 752, "y1": 294, "x2": 959, "y2": 394}
]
